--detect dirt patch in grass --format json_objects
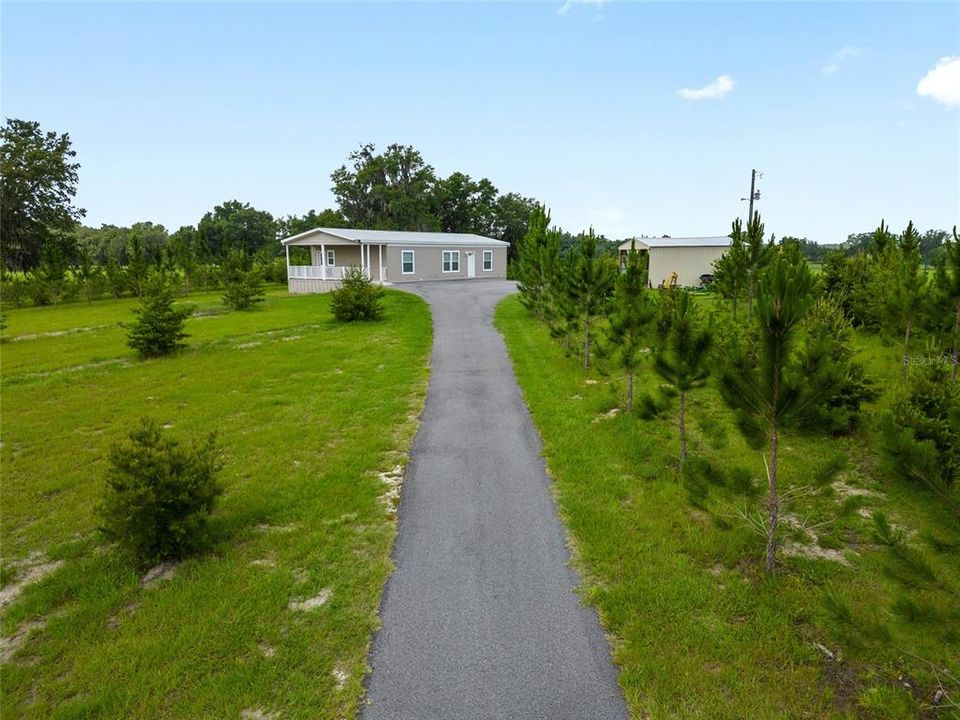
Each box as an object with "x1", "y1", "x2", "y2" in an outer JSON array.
[
  {"x1": 255, "y1": 523, "x2": 298, "y2": 534},
  {"x1": 250, "y1": 554, "x2": 277, "y2": 569},
  {"x1": 14, "y1": 358, "x2": 130, "y2": 381},
  {"x1": 378, "y1": 465, "x2": 404, "y2": 513},
  {"x1": 832, "y1": 479, "x2": 883, "y2": 500},
  {"x1": 11, "y1": 325, "x2": 108, "y2": 342},
  {"x1": 0, "y1": 618, "x2": 47, "y2": 663},
  {"x1": 781, "y1": 541, "x2": 851, "y2": 565},
  {"x1": 240, "y1": 709, "x2": 276, "y2": 720},
  {"x1": 0, "y1": 552, "x2": 64, "y2": 608},
  {"x1": 592, "y1": 408, "x2": 620, "y2": 423},
  {"x1": 288, "y1": 588, "x2": 332, "y2": 612},
  {"x1": 818, "y1": 652, "x2": 861, "y2": 713},
  {"x1": 140, "y1": 561, "x2": 177, "y2": 588}
]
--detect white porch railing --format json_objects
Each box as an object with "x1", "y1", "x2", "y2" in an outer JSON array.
[{"x1": 287, "y1": 265, "x2": 362, "y2": 281}]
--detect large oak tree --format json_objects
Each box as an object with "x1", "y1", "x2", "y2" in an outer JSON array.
[{"x1": 1, "y1": 118, "x2": 85, "y2": 271}]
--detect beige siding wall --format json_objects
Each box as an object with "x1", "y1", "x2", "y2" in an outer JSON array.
[
  {"x1": 385, "y1": 246, "x2": 507, "y2": 283},
  {"x1": 307, "y1": 245, "x2": 385, "y2": 279},
  {"x1": 288, "y1": 278, "x2": 341, "y2": 294},
  {"x1": 648, "y1": 247, "x2": 728, "y2": 287},
  {"x1": 310, "y1": 245, "x2": 362, "y2": 268}
]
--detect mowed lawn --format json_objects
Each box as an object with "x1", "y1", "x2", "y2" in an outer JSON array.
[
  {"x1": 1, "y1": 287, "x2": 432, "y2": 719},
  {"x1": 495, "y1": 295, "x2": 959, "y2": 720}
]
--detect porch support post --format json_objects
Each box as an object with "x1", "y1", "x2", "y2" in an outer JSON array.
[
  {"x1": 285, "y1": 244, "x2": 290, "y2": 278},
  {"x1": 320, "y1": 243, "x2": 327, "y2": 281},
  {"x1": 378, "y1": 244, "x2": 384, "y2": 283}
]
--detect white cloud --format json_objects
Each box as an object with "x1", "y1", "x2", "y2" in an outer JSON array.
[
  {"x1": 558, "y1": 0, "x2": 604, "y2": 16},
  {"x1": 916, "y1": 56, "x2": 960, "y2": 106},
  {"x1": 676, "y1": 75, "x2": 735, "y2": 101},
  {"x1": 822, "y1": 46, "x2": 862, "y2": 75}
]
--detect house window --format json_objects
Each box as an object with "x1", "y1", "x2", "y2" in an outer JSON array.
[
  {"x1": 326, "y1": 249, "x2": 336, "y2": 266},
  {"x1": 401, "y1": 250, "x2": 415, "y2": 274},
  {"x1": 442, "y1": 250, "x2": 460, "y2": 273},
  {"x1": 482, "y1": 250, "x2": 493, "y2": 271}
]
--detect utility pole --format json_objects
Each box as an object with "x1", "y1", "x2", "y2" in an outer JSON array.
[{"x1": 741, "y1": 169, "x2": 762, "y2": 221}]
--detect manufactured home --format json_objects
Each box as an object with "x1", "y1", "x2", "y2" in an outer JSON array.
[
  {"x1": 281, "y1": 228, "x2": 509, "y2": 293},
  {"x1": 618, "y1": 236, "x2": 732, "y2": 288}
]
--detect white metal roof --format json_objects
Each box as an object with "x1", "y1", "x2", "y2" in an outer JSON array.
[
  {"x1": 280, "y1": 227, "x2": 508, "y2": 247},
  {"x1": 618, "y1": 236, "x2": 731, "y2": 250}
]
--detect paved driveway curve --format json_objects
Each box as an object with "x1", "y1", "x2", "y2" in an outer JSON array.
[{"x1": 362, "y1": 280, "x2": 626, "y2": 720}]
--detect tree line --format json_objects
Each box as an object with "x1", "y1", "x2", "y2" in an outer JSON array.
[
  {"x1": 1, "y1": 119, "x2": 543, "y2": 301},
  {"x1": 515, "y1": 208, "x2": 960, "y2": 574}
]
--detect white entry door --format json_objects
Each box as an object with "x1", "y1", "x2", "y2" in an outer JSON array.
[{"x1": 466, "y1": 251, "x2": 476, "y2": 278}]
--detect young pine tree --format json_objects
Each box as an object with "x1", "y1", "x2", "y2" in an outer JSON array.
[
  {"x1": 75, "y1": 248, "x2": 104, "y2": 304},
  {"x1": 712, "y1": 218, "x2": 749, "y2": 321},
  {"x1": 744, "y1": 212, "x2": 772, "y2": 324},
  {"x1": 568, "y1": 229, "x2": 617, "y2": 371},
  {"x1": 717, "y1": 252, "x2": 819, "y2": 574},
  {"x1": 605, "y1": 242, "x2": 654, "y2": 411},
  {"x1": 880, "y1": 359, "x2": 959, "y2": 515},
  {"x1": 125, "y1": 272, "x2": 192, "y2": 357},
  {"x1": 516, "y1": 205, "x2": 559, "y2": 320},
  {"x1": 220, "y1": 248, "x2": 265, "y2": 310},
  {"x1": 98, "y1": 418, "x2": 222, "y2": 564},
  {"x1": 126, "y1": 232, "x2": 149, "y2": 297},
  {"x1": 870, "y1": 218, "x2": 894, "y2": 258},
  {"x1": 330, "y1": 267, "x2": 385, "y2": 322},
  {"x1": 546, "y1": 250, "x2": 582, "y2": 355},
  {"x1": 105, "y1": 256, "x2": 127, "y2": 299},
  {"x1": 799, "y1": 297, "x2": 877, "y2": 434},
  {"x1": 932, "y1": 226, "x2": 960, "y2": 381},
  {"x1": 33, "y1": 241, "x2": 72, "y2": 306},
  {"x1": 885, "y1": 221, "x2": 929, "y2": 378},
  {"x1": 652, "y1": 290, "x2": 712, "y2": 465}
]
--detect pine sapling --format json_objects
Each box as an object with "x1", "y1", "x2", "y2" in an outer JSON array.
[
  {"x1": 124, "y1": 272, "x2": 192, "y2": 357},
  {"x1": 605, "y1": 242, "x2": 654, "y2": 411},
  {"x1": 718, "y1": 252, "x2": 818, "y2": 574},
  {"x1": 568, "y1": 229, "x2": 617, "y2": 371},
  {"x1": 653, "y1": 290, "x2": 712, "y2": 465}
]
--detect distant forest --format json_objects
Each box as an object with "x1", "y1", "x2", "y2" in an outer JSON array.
[{"x1": 2, "y1": 117, "x2": 952, "y2": 275}]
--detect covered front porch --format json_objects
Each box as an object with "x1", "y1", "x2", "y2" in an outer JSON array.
[{"x1": 284, "y1": 239, "x2": 387, "y2": 294}]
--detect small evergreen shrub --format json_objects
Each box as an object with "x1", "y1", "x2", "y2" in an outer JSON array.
[
  {"x1": 104, "y1": 259, "x2": 127, "y2": 299},
  {"x1": 261, "y1": 257, "x2": 287, "y2": 284},
  {"x1": 220, "y1": 249, "x2": 265, "y2": 310},
  {"x1": 880, "y1": 360, "x2": 960, "y2": 512},
  {"x1": 191, "y1": 263, "x2": 221, "y2": 290},
  {"x1": 0, "y1": 274, "x2": 30, "y2": 308},
  {"x1": 97, "y1": 418, "x2": 222, "y2": 564},
  {"x1": 124, "y1": 272, "x2": 192, "y2": 357},
  {"x1": 799, "y1": 297, "x2": 878, "y2": 434},
  {"x1": 330, "y1": 267, "x2": 385, "y2": 321}
]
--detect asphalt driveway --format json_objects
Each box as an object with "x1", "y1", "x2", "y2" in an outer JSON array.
[{"x1": 362, "y1": 280, "x2": 626, "y2": 720}]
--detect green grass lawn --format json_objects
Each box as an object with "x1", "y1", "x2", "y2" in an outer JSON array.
[
  {"x1": 495, "y1": 295, "x2": 959, "y2": 720},
  {"x1": 1, "y1": 288, "x2": 432, "y2": 719}
]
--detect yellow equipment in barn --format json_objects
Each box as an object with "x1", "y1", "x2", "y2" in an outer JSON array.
[{"x1": 659, "y1": 271, "x2": 678, "y2": 289}]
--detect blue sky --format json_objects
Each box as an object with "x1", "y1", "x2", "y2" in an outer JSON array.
[{"x1": 3, "y1": 1, "x2": 958, "y2": 243}]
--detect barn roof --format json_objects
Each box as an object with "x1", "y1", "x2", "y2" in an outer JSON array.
[
  {"x1": 618, "y1": 236, "x2": 731, "y2": 250},
  {"x1": 281, "y1": 227, "x2": 508, "y2": 247}
]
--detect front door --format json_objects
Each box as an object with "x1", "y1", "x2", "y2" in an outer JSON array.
[{"x1": 466, "y1": 251, "x2": 476, "y2": 278}]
